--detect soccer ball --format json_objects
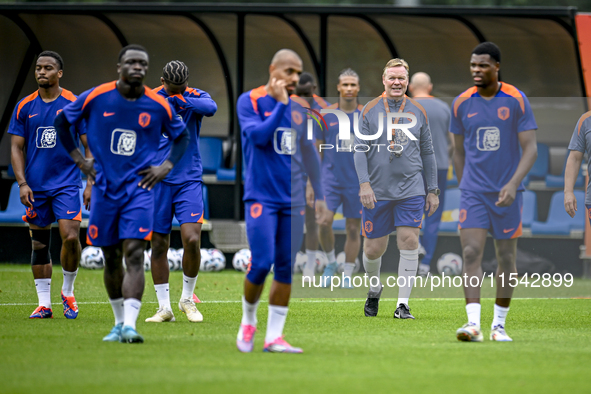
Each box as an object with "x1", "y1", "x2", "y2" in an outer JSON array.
[
  {"x1": 208, "y1": 249, "x2": 226, "y2": 272},
  {"x1": 315, "y1": 252, "x2": 329, "y2": 274},
  {"x1": 437, "y1": 253, "x2": 463, "y2": 275},
  {"x1": 80, "y1": 246, "x2": 104, "y2": 269},
  {"x1": 167, "y1": 248, "x2": 182, "y2": 271},
  {"x1": 336, "y1": 251, "x2": 361, "y2": 274},
  {"x1": 293, "y1": 251, "x2": 307, "y2": 273},
  {"x1": 144, "y1": 249, "x2": 151, "y2": 271},
  {"x1": 232, "y1": 248, "x2": 251, "y2": 272}
]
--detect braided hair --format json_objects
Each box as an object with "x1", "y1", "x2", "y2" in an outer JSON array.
[{"x1": 163, "y1": 60, "x2": 189, "y2": 84}]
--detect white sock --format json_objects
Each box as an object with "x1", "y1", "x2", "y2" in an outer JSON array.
[
  {"x1": 241, "y1": 296, "x2": 259, "y2": 326},
  {"x1": 492, "y1": 304, "x2": 510, "y2": 329},
  {"x1": 326, "y1": 249, "x2": 336, "y2": 264},
  {"x1": 265, "y1": 304, "x2": 289, "y2": 343},
  {"x1": 181, "y1": 274, "x2": 198, "y2": 300},
  {"x1": 154, "y1": 283, "x2": 171, "y2": 310},
  {"x1": 363, "y1": 253, "x2": 382, "y2": 293},
  {"x1": 397, "y1": 249, "x2": 418, "y2": 307},
  {"x1": 123, "y1": 298, "x2": 142, "y2": 329},
  {"x1": 343, "y1": 262, "x2": 355, "y2": 278},
  {"x1": 466, "y1": 303, "x2": 481, "y2": 327},
  {"x1": 34, "y1": 278, "x2": 51, "y2": 308},
  {"x1": 61, "y1": 269, "x2": 78, "y2": 297},
  {"x1": 109, "y1": 297, "x2": 125, "y2": 325}
]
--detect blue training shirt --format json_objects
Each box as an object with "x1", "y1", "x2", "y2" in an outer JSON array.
[
  {"x1": 8, "y1": 89, "x2": 85, "y2": 191},
  {"x1": 450, "y1": 83, "x2": 537, "y2": 193},
  {"x1": 153, "y1": 86, "x2": 217, "y2": 185},
  {"x1": 237, "y1": 85, "x2": 324, "y2": 207},
  {"x1": 62, "y1": 81, "x2": 186, "y2": 200}
]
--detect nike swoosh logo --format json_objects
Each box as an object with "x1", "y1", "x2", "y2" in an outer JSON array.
[
  {"x1": 139, "y1": 227, "x2": 150, "y2": 233},
  {"x1": 503, "y1": 228, "x2": 514, "y2": 233},
  {"x1": 264, "y1": 111, "x2": 273, "y2": 117},
  {"x1": 67, "y1": 210, "x2": 77, "y2": 214},
  {"x1": 468, "y1": 113, "x2": 478, "y2": 118},
  {"x1": 103, "y1": 112, "x2": 115, "y2": 117},
  {"x1": 330, "y1": 122, "x2": 338, "y2": 127},
  {"x1": 191, "y1": 212, "x2": 201, "y2": 217},
  {"x1": 414, "y1": 219, "x2": 422, "y2": 222},
  {"x1": 29, "y1": 114, "x2": 38, "y2": 118}
]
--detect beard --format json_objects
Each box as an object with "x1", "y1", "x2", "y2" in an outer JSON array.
[{"x1": 38, "y1": 82, "x2": 51, "y2": 89}]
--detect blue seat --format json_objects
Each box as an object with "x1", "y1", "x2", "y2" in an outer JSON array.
[
  {"x1": 530, "y1": 191, "x2": 585, "y2": 235},
  {"x1": 524, "y1": 143, "x2": 549, "y2": 185},
  {"x1": 521, "y1": 190, "x2": 537, "y2": 228},
  {"x1": 438, "y1": 188, "x2": 461, "y2": 232},
  {"x1": 200, "y1": 137, "x2": 223, "y2": 174},
  {"x1": 0, "y1": 182, "x2": 25, "y2": 223},
  {"x1": 545, "y1": 154, "x2": 584, "y2": 188}
]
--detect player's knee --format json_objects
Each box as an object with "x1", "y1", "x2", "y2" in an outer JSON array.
[
  {"x1": 246, "y1": 261, "x2": 273, "y2": 285},
  {"x1": 364, "y1": 244, "x2": 384, "y2": 260},
  {"x1": 496, "y1": 250, "x2": 516, "y2": 268},
  {"x1": 183, "y1": 232, "x2": 201, "y2": 250},
  {"x1": 398, "y1": 232, "x2": 418, "y2": 250},
  {"x1": 151, "y1": 238, "x2": 168, "y2": 258},
  {"x1": 62, "y1": 232, "x2": 79, "y2": 249},
  {"x1": 124, "y1": 247, "x2": 145, "y2": 269},
  {"x1": 345, "y1": 222, "x2": 360, "y2": 240},
  {"x1": 462, "y1": 245, "x2": 481, "y2": 265},
  {"x1": 31, "y1": 230, "x2": 51, "y2": 265}
]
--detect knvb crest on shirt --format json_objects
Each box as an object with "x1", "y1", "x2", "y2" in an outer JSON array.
[
  {"x1": 111, "y1": 129, "x2": 137, "y2": 156},
  {"x1": 36, "y1": 126, "x2": 57, "y2": 149}
]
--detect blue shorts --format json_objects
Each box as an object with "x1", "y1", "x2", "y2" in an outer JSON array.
[
  {"x1": 23, "y1": 185, "x2": 81, "y2": 228},
  {"x1": 153, "y1": 181, "x2": 204, "y2": 234},
  {"x1": 459, "y1": 190, "x2": 522, "y2": 240},
  {"x1": 361, "y1": 196, "x2": 425, "y2": 239},
  {"x1": 86, "y1": 186, "x2": 154, "y2": 247},
  {"x1": 325, "y1": 185, "x2": 362, "y2": 219},
  {"x1": 244, "y1": 202, "x2": 305, "y2": 285}
]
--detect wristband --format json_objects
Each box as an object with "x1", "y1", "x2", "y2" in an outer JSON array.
[{"x1": 18, "y1": 182, "x2": 27, "y2": 188}]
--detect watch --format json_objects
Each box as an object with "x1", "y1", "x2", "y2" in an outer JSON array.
[{"x1": 428, "y1": 188, "x2": 440, "y2": 196}]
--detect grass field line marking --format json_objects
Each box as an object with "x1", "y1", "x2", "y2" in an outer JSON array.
[{"x1": 0, "y1": 297, "x2": 576, "y2": 307}]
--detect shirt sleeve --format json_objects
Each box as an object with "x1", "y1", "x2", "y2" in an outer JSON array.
[
  {"x1": 7, "y1": 99, "x2": 26, "y2": 137},
  {"x1": 517, "y1": 94, "x2": 538, "y2": 132},
  {"x1": 237, "y1": 93, "x2": 287, "y2": 148},
  {"x1": 162, "y1": 105, "x2": 186, "y2": 140},
  {"x1": 568, "y1": 114, "x2": 590, "y2": 153},
  {"x1": 62, "y1": 89, "x2": 90, "y2": 126},
  {"x1": 171, "y1": 90, "x2": 217, "y2": 117},
  {"x1": 449, "y1": 97, "x2": 465, "y2": 136}
]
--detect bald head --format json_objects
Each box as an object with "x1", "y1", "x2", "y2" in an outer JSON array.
[
  {"x1": 409, "y1": 72, "x2": 432, "y2": 96},
  {"x1": 271, "y1": 49, "x2": 302, "y2": 67}
]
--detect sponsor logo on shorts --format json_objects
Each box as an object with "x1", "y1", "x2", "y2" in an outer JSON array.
[
  {"x1": 67, "y1": 210, "x2": 77, "y2": 214},
  {"x1": 468, "y1": 112, "x2": 478, "y2": 118},
  {"x1": 459, "y1": 209, "x2": 467, "y2": 223},
  {"x1": 103, "y1": 112, "x2": 115, "y2": 117},
  {"x1": 250, "y1": 203, "x2": 263, "y2": 219},
  {"x1": 364, "y1": 220, "x2": 373, "y2": 233},
  {"x1": 498, "y1": 106, "x2": 510, "y2": 121},
  {"x1": 139, "y1": 227, "x2": 150, "y2": 233},
  {"x1": 138, "y1": 112, "x2": 151, "y2": 128},
  {"x1": 503, "y1": 228, "x2": 514, "y2": 234},
  {"x1": 414, "y1": 219, "x2": 422, "y2": 222},
  {"x1": 88, "y1": 225, "x2": 98, "y2": 239},
  {"x1": 191, "y1": 212, "x2": 201, "y2": 217}
]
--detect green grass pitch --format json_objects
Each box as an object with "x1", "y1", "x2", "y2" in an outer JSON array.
[{"x1": 1, "y1": 264, "x2": 590, "y2": 394}]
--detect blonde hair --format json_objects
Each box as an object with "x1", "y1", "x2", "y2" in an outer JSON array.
[{"x1": 382, "y1": 58, "x2": 409, "y2": 77}]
